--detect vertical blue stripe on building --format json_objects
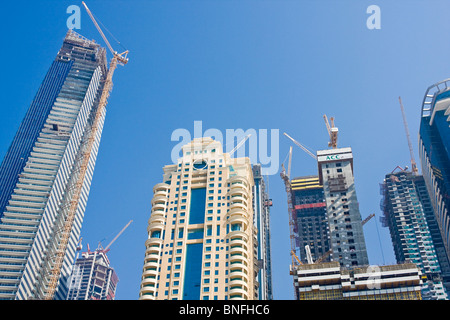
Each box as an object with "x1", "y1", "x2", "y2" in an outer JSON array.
[
  {"x1": 183, "y1": 243, "x2": 203, "y2": 299},
  {"x1": 189, "y1": 188, "x2": 206, "y2": 224}
]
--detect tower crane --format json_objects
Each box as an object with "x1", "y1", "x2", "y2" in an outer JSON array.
[
  {"x1": 362, "y1": 213, "x2": 375, "y2": 226},
  {"x1": 100, "y1": 220, "x2": 133, "y2": 253},
  {"x1": 44, "y1": 2, "x2": 129, "y2": 300},
  {"x1": 281, "y1": 133, "x2": 316, "y2": 273},
  {"x1": 280, "y1": 146, "x2": 299, "y2": 269},
  {"x1": 283, "y1": 133, "x2": 317, "y2": 160},
  {"x1": 323, "y1": 115, "x2": 338, "y2": 149},
  {"x1": 398, "y1": 97, "x2": 418, "y2": 175}
]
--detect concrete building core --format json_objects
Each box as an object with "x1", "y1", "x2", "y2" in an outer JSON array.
[{"x1": 316, "y1": 147, "x2": 369, "y2": 268}]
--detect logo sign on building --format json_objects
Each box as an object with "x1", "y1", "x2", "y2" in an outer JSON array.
[{"x1": 317, "y1": 153, "x2": 353, "y2": 163}]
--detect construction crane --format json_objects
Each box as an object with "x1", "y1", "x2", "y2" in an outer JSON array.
[
  {"x1": 283, "y1": 133, "x2": 317, "y2": 160},
  {"x1": 398, "y1": 97, "x2": 418, "y2": 175},
  {"x1": 362, "y1": 213, "x2": 375, "y2": 226},
  {"x1": 323, "y1": 115, "x2": 338, "y2": 149},
  {"x1": 44, "y1": 2, "x2": 129, "y2": 300},
  {"x1": 280, "y1": 146, "x2": 299, "y2": 269},
  {"x1": 101, "y1": 220, "x2": 133, "y2": 253}
]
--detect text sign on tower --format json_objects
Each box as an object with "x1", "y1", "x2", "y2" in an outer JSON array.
[{"x1": 317, "y1": 152, "x2": 353, "y2": 163}]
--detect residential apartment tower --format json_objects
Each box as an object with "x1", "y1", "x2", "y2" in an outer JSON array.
[{"x1": 139, "y1": 138, "x2": 259, "y2": 300}]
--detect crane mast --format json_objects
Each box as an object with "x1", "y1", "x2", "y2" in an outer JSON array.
[
  {"x1": 44, "y1": 2, "x2": 129, "y2": 300},
  {"x1": 280, "y1": 147, "x2": 298, "y2": 268},
  {"x1": 323, "y1": 115, "x2": 338, "y2": 149}
]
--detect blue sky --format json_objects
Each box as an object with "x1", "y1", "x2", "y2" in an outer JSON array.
[{"x1": 1, "y1": 0, "x2": 450, "y2": 300}]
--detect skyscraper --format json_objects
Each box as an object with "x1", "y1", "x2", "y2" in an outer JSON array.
[
  {"x1": 381, "y1": 170, "x2": 448, "y2": 299},
  {"x1": 0, "y1": 30, "x2": 108, "y2": 300},
  {"x1": 316, "y1": 147, "x2": 369, "y2": 268},
  {"x1": 290, "y1": 176, "x2": 330, "y2": 265},
  {"x1": 67, "y1": 247, "x2": 119, "y2": 300},
  {"x1": 419, "y1": 79, "x2": 450, "y2": 283},
  {"x1": 252, "y1": 164, "x2": 273, "y2": 300},
  {"x1": 139, "y1": 137, "x2": 258, "y2": 300}
]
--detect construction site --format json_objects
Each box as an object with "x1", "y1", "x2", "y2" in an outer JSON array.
[{"x1": 280, "y1": 113, "x2": 433, "y2": 300}]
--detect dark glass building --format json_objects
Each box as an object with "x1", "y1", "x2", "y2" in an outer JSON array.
[
  {"x1": 419, "y1": 78, "x2": 450, "y2": 295},
  {"x1": 0, "y1": 30, "x2": 108, "y2": 300},
  {"x1": 291, "y1": 176, "x2": 330, "y2": 265}
]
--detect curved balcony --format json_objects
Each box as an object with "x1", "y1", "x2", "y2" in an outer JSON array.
[
  {"x1": 229, "y1": 255, "x2": 249, "y2": 273},
  {"x1": 142, "y1": 266, "x2": 159, "y2": 278},
  {"x1": 229, "y1": 201, "x2": 248, "y2": 213},
  {"x1": 228, "y1": 175, "x2": 249, "y2": 188},
  {"x1": 230, "y1": 182, "x2": 249, "y2": 195},
  {"x1": 148, "y1": 212, "x2": 165, "y2": 226},
  {"x1": 229, "y1": 278, "x2": 249, "y2": 291},
  {"x1": 229, "y1": 245, "x2": 248, "y2": 257},
  {"x1": 227, "y1": 207, "x2": 249, "y2": 220},
  {"x1": 229, "y1": 267, "x2": 249, "y2": 280},
  {"x1": 228, "y1": 215, "x2": 248, "y2": 229},
  {"x1": 151, "y1": 201, "x2": 167, "y2": 213},
  {"x1": 140, "y1": 284, "x2": 156, "y2": 300},
  {"x1": 153, "y1": 182, "x2": 169, "y2": 192},
  {"x1": 153, "y1": 183, "x2": 169, "y2": 193},
  {"x1": 151, "y1": 195, "x2": 168, "y2": 206},
  {"x1": 145, "y1": 251, "x2": 161, "y2": 262},
  {"x1": 147, "y1": 220, "x2": 164, "y2": 233},
  {"x1": 145, "y1": 237, "x2": 163, "y2": 248},
  {"x1": 229, "y1": 286, "x2": 248, "y2": 299},
  {"x1": 230, "y1": 195, "x2": 248, "y2": 207},
  {"x1": 143, "y1": 260, "x2": 160, "y2": 271},
  {"x1": 226, "y1": 230, "x2": 249, "y2": 242}
]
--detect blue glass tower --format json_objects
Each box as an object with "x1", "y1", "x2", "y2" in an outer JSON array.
[
  {"x1": 381, "y1": 170, "x2": 448, "y2": 299},
  {"x1": 0, "y1": 30, "x2": 108, "y2": 300},
  {"x1": 419, "y1": 79, "x2": 450, "y2": 293},
  {"x1": 252, "y1": 164, "x2": 273, "y2": 300}
]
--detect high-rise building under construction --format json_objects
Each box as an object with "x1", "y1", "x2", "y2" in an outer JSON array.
[
  {"x1": 316, "y1": 147, "x2": 369, "y2": 268},
  {"x1": 290, "y1": 176, "x2": 330, "y2": 265},
  {"x1": 139, "y1": 138, "x2": 262, "y2": 300},
  {"x1": 381, "y1": 169, "x2": 448, "y2": 299},
  {"x1": 67, "y1": 247, "x2": 119, "y2": 300},
  {"x1": 0, "y1": 30, "x2": 108, "y2": 300}
]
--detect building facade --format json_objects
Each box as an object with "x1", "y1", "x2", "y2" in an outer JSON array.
[
  {"x1": 139, "y1": 138, "x2": 258, "y2": 300},
  {"x1": 293, "y1": 261, "x2": 423, "y2": 300},
  {"x1": 381, "y1": 170, "x2": 448, "y2": 299},
  {"x1": 290, "y1": 176, "x2": 330, "y2": 265},
  {"x1": 316, "y1": 147, "x2": 369, "y2": 268},
  {"x1": 67, "y1": 248, "x2": 119, "y2": 300},
  {"x1": 252, "y1": 164, "x2": 273, "y2": 300},
  {"x1": 419, "y1": 79, "x2": 450, "y2": 288},
  {"x1": 0, "y1": 30, "x2": 108, "y2": 300}
]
